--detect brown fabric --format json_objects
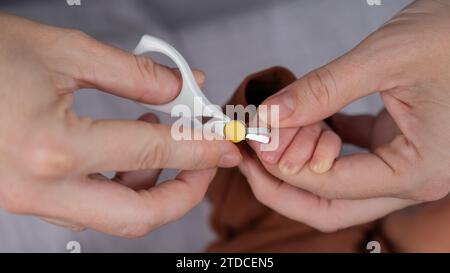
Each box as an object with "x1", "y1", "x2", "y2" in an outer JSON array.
[{"x1": 206, "y1": 67, "x2": 390, "y2": 253}]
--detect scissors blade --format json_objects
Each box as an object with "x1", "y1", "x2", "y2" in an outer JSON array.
[{"x1": 245, "y1": 127, "x2": 271, "y2": 144}]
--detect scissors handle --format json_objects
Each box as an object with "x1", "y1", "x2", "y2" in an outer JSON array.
[{"x1": 133, "y1": 35, "x2": 226, "y2": 119}]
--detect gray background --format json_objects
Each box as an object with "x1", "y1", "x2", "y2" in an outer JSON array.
[{"x1": 0, "y1": 0, "x2": 412, "y2": 252}]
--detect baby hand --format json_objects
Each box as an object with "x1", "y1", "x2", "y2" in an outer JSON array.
[{"x1": 249, "y1": 121, "x2": 342, "y2": 175}]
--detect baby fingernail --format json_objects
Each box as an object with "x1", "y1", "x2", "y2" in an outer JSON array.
[
  {"x1": 310, "y1": 160, "x2": 330, "y2": 174},
  {"x1": 279, "y1": 160, "x2": 300, "y2": 175}
]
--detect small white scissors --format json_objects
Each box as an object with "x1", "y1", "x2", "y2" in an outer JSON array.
[{"x1": 133, "y1": 35, "x2": 269, "y2": 143}]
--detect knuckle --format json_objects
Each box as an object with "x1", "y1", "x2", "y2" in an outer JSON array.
[
  {"x1": 373, "y1": 135, "x2": 422, "y2": 195},
  {"x1": 137, "y1": 132, "x2": 169, "y2": 169},
  {"x1": 67, "y1": 29, "x2": 95, "y2": 46},
  {"x1": 190, "y1": 143, "x2": 209, "y2": 168},
  {"x1": 27, "y1": 142, "x2": 77, "y2": 179},
  {"x1": 134, "y1": 55, "x2": 154, "y2": 76},
  {"x1": 302, "y1": 68, "x2": 337, "y2": 108},
  {"x1": 63, "y1": 30, "x2": 97, "y2": 51},
  {"x1": 132, "y1": 56, "x2": 179, "y2": 104},
  {"x1": 132, "y1": 55, "x2": 157, "y2": 101},
  {"x1": 60, "y1": 30, "x2": 102, "y2": 83},
  {"x1": 392, "y1": 135, "x2": 421, "y2": 165}
]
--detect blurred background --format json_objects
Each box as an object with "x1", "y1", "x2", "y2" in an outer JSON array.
[{"x1": 0, "y1": 0, "x2": 412, "y2": 252}]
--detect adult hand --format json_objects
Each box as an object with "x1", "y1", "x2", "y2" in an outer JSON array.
[
  {"x1": 0, "y1": 12, "x2": 241, "y2": 237},
  {"x1": 244, "y1": 111, "x2": 417, "y2": 232},
  {"x1": 251, "y1": 0, "x2": 450, "y2": 231}
]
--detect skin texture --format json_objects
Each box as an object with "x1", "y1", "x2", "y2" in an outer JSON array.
[
  {"x1": 0, "y1": 12, "x2": 242, "y2": 237},
  {"x1": 245, "y1": 0, "x2": 450, "y2": 232}
]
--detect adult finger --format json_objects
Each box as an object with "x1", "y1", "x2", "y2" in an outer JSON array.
[
  {"x1": 241, "y1": 153, "x2": 416, "y2": 232},
  {"x1": 27, "y1": 168, "x2": 216, "y2": 237},
  {"x1": 50, "y1": 30, "x2": 205, "y2": 104},
  {"x1": 71, "y1": 119, "x2": 241, "y2": 173},
  {"x1": 113, "y1": 113, "x2": 161, "y2": 190},
  {"x1": 260, "y1": 135, "x2": 421, "y2": 200},
  {"x1": 258, "y1": 31, "x2": 402, "y2": 128}
]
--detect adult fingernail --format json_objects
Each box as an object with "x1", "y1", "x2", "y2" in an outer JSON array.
[
  {"x1": 279, "y1": 159, "x2": 301, "y2": 175},
  {"x1": 193, "y1": 70, "x2": 206, "y2": 86},
  {"x1": 139, "y1": 113, "x2": 159, "y2": 123},
  {"x1": 219, "y1": 153, "x2": 242, "y2": 168},
  {"x1": 309, "y1": 160, "x2": 331, "y2": 174},
  {"x1": 260, "y1": 91, "x2": 295, "y2": 122}
]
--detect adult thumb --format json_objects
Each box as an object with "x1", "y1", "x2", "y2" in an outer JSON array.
[
  {"x1": 259, "y1": 45, "x2": 390, "y2": 127},
  {"x1": 48, "y1": 30, "x2": 205, "y2": 104}
]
